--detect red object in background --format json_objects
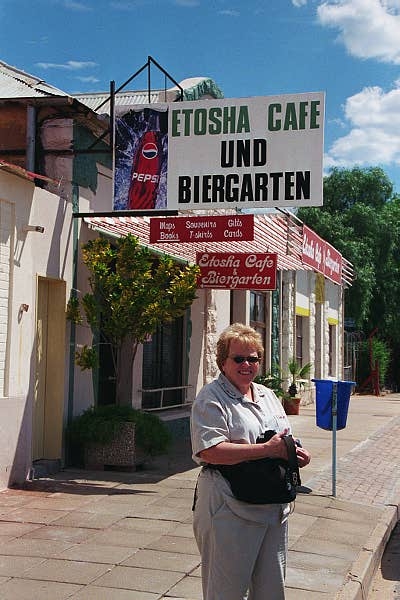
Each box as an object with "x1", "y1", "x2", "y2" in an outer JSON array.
[{"x1": 128, "y1": 131, "x2": 161, "y2": 209}]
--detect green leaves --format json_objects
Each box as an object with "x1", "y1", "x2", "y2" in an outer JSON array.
[
  {"x1": 75, "y1": 345, "x2": 98, "y2": 371},
  {"x1": 298, "y1": 167, "x2": 400, "y2": 338},
  {"x1": 67, "y1": 233, "x2": 199, "y2": 404},
  {"x1": 66, "y1": 404, "x2": 171, "y2": 456}
]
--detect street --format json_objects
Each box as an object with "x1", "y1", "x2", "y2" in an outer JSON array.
[{"x1": 368, "y1": 521, "x2": 400, "y2": 599}]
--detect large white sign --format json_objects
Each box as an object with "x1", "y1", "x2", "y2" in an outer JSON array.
[
  {"x1": 167, "y1": 92, "x2": 324, "y2": 210},
  {"x1": 114, "y1": 92, "x2": 324, "y2": 211}
]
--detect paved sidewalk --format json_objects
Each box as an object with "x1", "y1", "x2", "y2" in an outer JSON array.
[{"x1": 0, "y1": 393, "x2": 398, "y2": 599}]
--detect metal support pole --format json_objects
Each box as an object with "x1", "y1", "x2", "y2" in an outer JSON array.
[{"x1": 331, "y1": 382, "x2": 338, "y2": 497}]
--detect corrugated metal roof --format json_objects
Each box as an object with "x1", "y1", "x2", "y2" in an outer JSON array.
[
  {"x1": 83, "y1": 213, "x2": 353, "y2": 287},
  {"x1": 0, "y1": 60, "x2": 69, "y2": 99},
  {"x1": 73, "y1": 77, "x2": 224, "y2": 114},
  {"x1": 73, "y1": 90, "x2": 168, "y2": 114},
  {"x1": 83, "y1": 213, "x2": 301, "y2": 269}
]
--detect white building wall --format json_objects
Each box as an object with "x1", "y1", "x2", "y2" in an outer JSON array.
[
  {"x1": 0, "y1": 169, "x2": 74, "y2": 488},
  {"x1": 0, "y1": 197, "x2": 13, "y2": 397}
]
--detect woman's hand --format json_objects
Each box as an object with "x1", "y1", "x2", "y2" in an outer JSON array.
[
  {"x1": 263, "y1": 430, "x2": 290, "y2": 460},
  {"x1": 296, "y1": 447, "x2": 311, "y2": 467}
]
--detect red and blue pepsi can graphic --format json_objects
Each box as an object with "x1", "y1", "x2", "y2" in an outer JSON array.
[{"x1": 128, "y1": 130, "x2": 162, "y2": 209}]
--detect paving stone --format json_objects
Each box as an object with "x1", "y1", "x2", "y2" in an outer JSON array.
[
  {"x1": 288, "y1": 512, "x2": 318, "y2": 539},
  {"x1": 88, "y1": 528, "x2": 161, "y2": 548},
  {"x1": 147, "y1": 535, "x2": 200, "y2": 556},
  {"x1": 126, "y1": 505, "x2": 193, "y2": 522},
  {"x1": 21, "y1": 525, "x2": 94, "y2": 543},
  {"x1": 79, "y1": 497, "x2": 152, "y2": 515},
  {"x1": 0, "y1": 538, "x2": 74, "y2": 558},
  {"x1": 304, "y1": 516, "x2": 375, "y2": 546},
  {"x1": 70, "y1": 587, "x2": 159, "y2": 599},
  {"x1": 22, "y1": 557, "x2": 110, "y2": 584},
  {"x1": 22, "y1": 496, "x2": 93, "y2": 510},
  {"x1": 51, "y1": 510, "x2": 122, "y2": 529},
  {"x1": 0, "y1": 507, "x2": 66, "y2": 525},
  {"x1": 0, "y1": 522, "x2": 42, "y2": 537},
  {"x1": 172, "y1": 523, "x2": 196, "y2": 538},
  {"x1": 94, "y1": 564, "x2": 184, "y2": 593},
  {"x1": 150, "y1": 496, "x2": 192, "y2": 509},
  {"x1": 0, "y1": 495, "x2": 35, "y2": 508},
  {"x1": 290, "y1": 536, "x2": 357, "y2": 561},
  {"x1": 57, "y1": 542, "x2": 136, "y2": 564},
  {"x1": 166, "y1": 575, "x2": 203, "y2": 599},
  {"x1": 122, "y1": 548, "x2": 200, "y2": 573},
  {"x1": 0, "y1": 555, "x2": 45, "y2": 576},
  {"x1": 286, "y1": 565, "x2": 344, "y2": 593},
  {"x1": 288, "y1": 548, "x2": 350, "y2": 572},
  {"x1": 0, "y1": 579, "x2": 81, "y2": 599},
  {"x1": 163, "y1": 488, "x2": 195, "y2": 500},
  {"x1": 111, "y1": 517, "x2": 175, "y2": 534},
  {"x1": 285, "y1": 587, "x2": 331, "y2": 598}
]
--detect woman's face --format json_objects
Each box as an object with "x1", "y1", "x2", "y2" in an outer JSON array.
[{"x1": 221, "y1": 339, "x2": 260, "y2": 394}]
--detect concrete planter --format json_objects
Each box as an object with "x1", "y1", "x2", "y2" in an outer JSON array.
[{"x1": 84, "y1": 422, "x2": 146, "y2": 470}]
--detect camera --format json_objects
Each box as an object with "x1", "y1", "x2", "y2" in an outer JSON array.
[{"x1": 256, "y1": 430, "x2": 276, "y2": 444}]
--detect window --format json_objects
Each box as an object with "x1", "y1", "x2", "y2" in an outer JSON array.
[
  {"x1": 250, "y1": 291, "x2": 267, "y2": 371},
  {"x1": 296, "y1": 316, "x2": 304, "y2": 365},
  {"x1": 328, "y1": 324, "x2": 335, "y2": 376},
  {"x1": 142, "y1": 317, "x2": 184, "y2": 409}
]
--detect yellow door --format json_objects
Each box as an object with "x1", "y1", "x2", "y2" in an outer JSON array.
[{"x1": 33, "y1": 277, "x2": 66, "y2": 461}]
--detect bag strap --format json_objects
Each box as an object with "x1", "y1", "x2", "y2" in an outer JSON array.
[{"x1": 283, "y1": 435, "x2": 301, "y2": 488}]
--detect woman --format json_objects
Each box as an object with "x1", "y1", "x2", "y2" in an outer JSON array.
[{"x1": 191, "y1": 323, "x2": 311, "y2": 600}]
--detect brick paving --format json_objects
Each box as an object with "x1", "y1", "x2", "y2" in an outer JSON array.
[{"x1": 305, "y1": 415, "x2": 400, "y2": 506}]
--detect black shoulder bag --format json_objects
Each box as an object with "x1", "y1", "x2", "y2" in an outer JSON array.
[{"x1": 210, "y1": 431, "x2": 301, "y2": 504}]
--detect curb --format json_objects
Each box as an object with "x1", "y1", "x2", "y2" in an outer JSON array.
[{"x1": 335, "y1": 503, "x2": 399, "y2": 600}]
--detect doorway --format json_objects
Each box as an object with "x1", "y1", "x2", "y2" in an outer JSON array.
[
  {"x1": 32, "y1": 277, "x2": 66, "y2": 461},
  {"x1": 141, "y1": 317, "x2": 184, "y2": 409}
]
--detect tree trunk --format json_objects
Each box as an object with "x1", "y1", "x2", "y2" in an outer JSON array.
[{"x1": 115, "y1": 336, "x2": 138, "y2": 406}]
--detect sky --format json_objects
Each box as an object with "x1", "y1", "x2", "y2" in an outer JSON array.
[{"x1": 1, "y1": 0, "x2": 400, "y2": 194}]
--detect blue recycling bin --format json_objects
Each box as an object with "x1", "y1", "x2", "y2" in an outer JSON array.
[{"x1": 312, "y1": 379, "x2": 355, "y2": 430}]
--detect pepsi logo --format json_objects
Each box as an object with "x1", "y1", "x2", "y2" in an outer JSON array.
[{"x1": 142, "y1": 142, "x2": 158, "y2": 160}]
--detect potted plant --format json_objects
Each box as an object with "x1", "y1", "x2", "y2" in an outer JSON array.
[
  {"x1": 283, "y1": 358, "x2": 312, "y2": 415},
  {"x1": 66, "y1": 404, "x2": 172, "y2": 470}
]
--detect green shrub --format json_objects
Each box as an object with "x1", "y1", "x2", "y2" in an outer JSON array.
[
  {"x1": 66, "y1": 404, "x2": 171, "y2": 457},
  {"x1": 254, "y1": 369, "x2": 284, "y2": 398}
]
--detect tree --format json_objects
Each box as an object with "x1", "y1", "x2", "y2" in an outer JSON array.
[
  {"x1": 298, "y1": 166, "x2": 400, "y2": 387},
  {"x1": 68, "y1": 234, "x2": 200, "y2": 405}
]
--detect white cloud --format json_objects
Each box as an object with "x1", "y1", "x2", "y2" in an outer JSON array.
[
  {"x1": 36, "y1": 61, "x2": 97, "y2": 70},
  {"x1": 218, "y1": 9, "x2": 240, "y2": 16},
  {"x1": 63, "y1": 0, "x2": 91, "y2": 9},
  {"x1": 76, "y1": 76, "x2": 100, "y2": 83},
  {"x1": 317, "y1": 0, "x2": 400, "y2": 64},
  {"x1": 325, "y1": 83, "x2": 400, "y2": 168},
  {"x1": 292, "y1": 0, "x2": 308, "y2": 6}
]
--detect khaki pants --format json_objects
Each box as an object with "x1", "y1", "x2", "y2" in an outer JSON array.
[{"x1": 193, "y1": 469, "x2": 289, "y2": 600}]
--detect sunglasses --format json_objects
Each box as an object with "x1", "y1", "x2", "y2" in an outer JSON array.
[{"x1": 230, "y1": 355, "x2": 260, "y2": 364}]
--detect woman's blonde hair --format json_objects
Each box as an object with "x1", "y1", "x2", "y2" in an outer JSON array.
[{"x1": 216, "y1": 323, "x2": 264, "y2": 371}]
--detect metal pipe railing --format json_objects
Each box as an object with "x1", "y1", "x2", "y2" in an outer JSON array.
[{"x1": 138, "y1": 385, "x2": 193, "y2": 411}]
